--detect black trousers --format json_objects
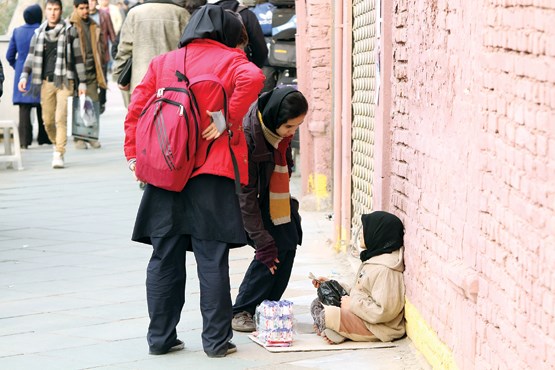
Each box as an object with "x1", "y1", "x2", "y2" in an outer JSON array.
[
  {"x1": 146, "y1": 235, "x2": 232, "y2": 356},
  {"x1": 18, "y1": 104, "x2": 47, "y2": 147},
  {"x1": 233, "y1": 248, "x2": 296, "y2": 316},
  {"x1": 99, "y1": 64, "x2": 108, "y2": 107}
]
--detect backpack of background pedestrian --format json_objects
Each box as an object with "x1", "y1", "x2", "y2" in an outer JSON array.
[{"x1": 250, "y1": 2, "x2": 275, "y2": 36}]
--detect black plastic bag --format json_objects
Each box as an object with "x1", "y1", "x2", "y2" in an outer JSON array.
[{"x1": 317, "y1": 280, "x2": 348, "y2": 307}]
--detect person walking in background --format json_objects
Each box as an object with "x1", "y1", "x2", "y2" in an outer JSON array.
[
  {"x1": 123, "y1": 5, "x2": 264, "y2": 357},
  {"x1": 310, "y1": 211, "x2": 406, "y2": 344},
  {"x1": 231, "y1": 87, "x2": 308, "y2": 332},
  {"x1": 209, "y1": 0, "x2": 268, "y2": 68},
  {"x1": 6, "y1": 4, "x2": 51, "y2": 149},
  {"x1": 18, "y1": 0, "x2": 87, "y2": 169},
  {"x1": 69, "y1": 0, "x2": 108, "y2": 149},
  {"x1": 88, "y1": 0, "x2": 115, "y2": 114},
  {"x1": 98, "y1": 0, "x2": 124, "y2": 35},
  {"x1": 0, "y1": 59, "x2": 4, "y2": 98},
  {"x1": 113, "y1": 0, "x2": 190, "y2": 95}
]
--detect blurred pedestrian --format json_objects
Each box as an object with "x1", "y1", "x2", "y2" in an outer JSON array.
[
  {"x1": 18, "y1": 0, "x2": 87, "y2": 169},
  {"x1": 98, "y1": 0, "x2": 124, "y2": 35},
  {"x1": 6, "y1": 4, "x2": 50, "y2": 148},
  {"x1": 113, "y1": 0, "x2": 190, "y2": 96},
  {"x1": 232, "y1": 87, "x2": 308, "y2": 332},
  {"x1": 69, "y1": 0, "x2": 108, "y2": 149},
  {"x1": 0, "y1": 59, "x2": 4, "y2": 98},
  {"x1": 123, "y1": 5, "x2": 264, "y2": 357},
  {"x1": 88, "y1": 0, "x2": 115, "y2": 114}
]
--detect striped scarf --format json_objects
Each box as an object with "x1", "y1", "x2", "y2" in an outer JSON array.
[
  {"x1": 28, "y1": 21, "x2": 70, "y2": 95},
  {"x1": 259, "y1": 111, "x2": 292, "y2": 225}
]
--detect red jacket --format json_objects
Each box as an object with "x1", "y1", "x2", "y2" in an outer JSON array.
[{"x1": 124, "y1": 39, "x2": 265, "y2": 185}]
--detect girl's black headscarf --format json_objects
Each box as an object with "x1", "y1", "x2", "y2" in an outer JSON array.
[
  {"x1": 360, "y1": 211, "x2": 404, "y2": 262},
  {"x1": 257, "y1": 86, "x2": 297, "y2": 133},
  {"x1": 179, "y1": 4, "x2": 243, "y2": 48}
]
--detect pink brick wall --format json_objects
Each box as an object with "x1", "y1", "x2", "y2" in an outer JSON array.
[
  {"x1": 390, "y1": 0, "x2": 555, "y2": 368},
  {"x1": 296, "y1": 0, "x2": 333, "y2": 208}
]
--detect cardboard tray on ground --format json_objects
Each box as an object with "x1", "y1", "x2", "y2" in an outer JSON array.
[{"x1": 249, "y1": 333, "x2": 396, "y2": 353}]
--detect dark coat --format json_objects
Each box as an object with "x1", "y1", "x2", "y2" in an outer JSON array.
[
  {"x1": 238, "y1": 102, "x2": 302, "y2": 251},
  {"x1": 96, "y1": 9, "x2": 116, "y2": 65},
  {"x1": 0, "y1": 59, "x2": 4, "y2": 98},
  {"x1": 216, "y1": 0, "x2": 268, "y2": 68},
  {"x1": 6, "y1": 23, "x2": 41, "y2": 104}
]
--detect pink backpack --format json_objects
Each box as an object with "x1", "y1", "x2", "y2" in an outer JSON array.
[{"x1": 135, "y1": 48, "x2": 231, "y2": 192}]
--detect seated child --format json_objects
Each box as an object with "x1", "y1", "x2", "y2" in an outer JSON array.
[{"x1": 310, "y1": 211, "x2": 406, "y2": 343}]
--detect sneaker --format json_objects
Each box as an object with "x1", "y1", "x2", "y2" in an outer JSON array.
[
  {"x1": 52, "y1": 151, "x2": 64, "y2": 169},
  {"x1": 149, "y1": 339, "x2": 185, "y2": 355},
  {"x1": 74, "y1": 140, "x2": 87, "y2": 150},
  {"x1": 206, "y1": 342, "x2": 237, "y2": 358},
  {"x1": 88, "y1": 140, "x2": 101, "y2": 149},
  {"x1": 232, "y1": 311, "x2": 255, "y2": 332}
]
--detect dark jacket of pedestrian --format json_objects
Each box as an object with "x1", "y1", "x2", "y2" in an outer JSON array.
[
  {"x1": 95, "y1": 8, "x2": 116, "y2": 65},
  {"x1": 68, "y1": 11, "x2": 107, "y2": 89},
  {"x1": 6, "y1": 4, "x2": 42, "y2": 104},
  {"x1": 0, "y1": 59, "x2": 4, "y2": 98},
  {"x1": 211, "y1": 0, "x2": 268, "y2": 68}
]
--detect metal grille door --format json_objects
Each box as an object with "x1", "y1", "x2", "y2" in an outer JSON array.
[{"x1": 351, "y1": 0, "x2": 377, "y2": 234}]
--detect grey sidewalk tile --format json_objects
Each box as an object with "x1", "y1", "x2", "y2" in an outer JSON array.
[
  {"x1": 53, "y1": 317, "x2": 148, "y2": 342},
  {"x1": 0, "y1": 353, "x2": 88, "y2": 370},
  {"x1": 0, "y1": 332, "x2": 103, "y2": 357},
  {"x1": 0, "y1": 311, "x2": 109, "y2": 337}
]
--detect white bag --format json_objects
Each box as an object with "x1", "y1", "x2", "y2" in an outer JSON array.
[{"x1": 79, "y1": 95, "x2": 97, "y2": 127}]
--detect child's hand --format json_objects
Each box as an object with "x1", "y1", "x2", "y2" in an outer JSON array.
[
  {"x1": 340, "y1": 295, "x2": 351, "y2": 309},
  {"x1": 312, "y1": 277, "x2": 329, "y2": 289}
]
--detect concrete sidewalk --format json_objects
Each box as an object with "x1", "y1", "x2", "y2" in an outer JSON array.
[{"x1": 0, "y1": 82, "x2": 430, "y2": 370}]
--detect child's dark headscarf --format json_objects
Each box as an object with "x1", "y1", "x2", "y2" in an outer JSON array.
[
  {"x1": 179, "y1": 4, "x2": 243, "y2": 48},
  {"x1": 257, "y1": 86, "x2": 297, "y2": 133},
  {"x1": 360, "y1": 211, "x2": 404, "y2": 262}
]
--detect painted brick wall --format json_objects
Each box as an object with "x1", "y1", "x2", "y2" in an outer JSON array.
[
  {"x1": 390, "y1": 0, "x2": 555, "y2": 368},
  {"x1": 296, "y1": 0, "x2": 333, "y2": 210}
]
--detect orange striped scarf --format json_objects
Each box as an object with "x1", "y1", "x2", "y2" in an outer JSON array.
[{"x1": 259, "y1": 111, "x2": 292, "y2": 225}]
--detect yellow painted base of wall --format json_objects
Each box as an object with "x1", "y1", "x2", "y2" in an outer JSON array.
[
  {"x1": 405, "y1": 299, "x2": 458, "y2": 370},
  {"x1": 307, "y1": 173, "x2": 331, "y2": 210},
  {"x1": 333, "y1": 226, "x2": 349, "y2": 252}
]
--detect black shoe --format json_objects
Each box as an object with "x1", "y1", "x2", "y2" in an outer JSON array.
[
  {"x1": 148, "y1": 339, "x2": 185, "y2": 355},
  {"x1": 100, "y1": 104, "x2": 106, "y2": 115},
  {"x1": 206, "y1": 342, "x2": 237, "y2": 358}
]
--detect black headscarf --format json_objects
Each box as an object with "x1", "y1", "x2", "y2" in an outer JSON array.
[
  {"x1": 179, "y1": 4, "x2": 243, "y2": 48},
  {"x1": 360, "y1": 211, "x2": 404, "y2": 262},
  {"x1": 24, "y1": 4, "x2": 43, "y2": 25},
  {"x1": 257, "y1": 86, "x2": 297, "y2": 133}
]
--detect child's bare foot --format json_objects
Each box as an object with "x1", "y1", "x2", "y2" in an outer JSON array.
[
  {"x1": 313, "y1": 324, "x2": 322, "y2": 335},
  {"x1": 321, "y1": 333, "x2": 336, "y2": 344}
]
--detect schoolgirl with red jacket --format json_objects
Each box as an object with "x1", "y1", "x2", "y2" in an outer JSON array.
[{"x1": 123, "y1": 5, "x2": 264, "y2": 358}]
